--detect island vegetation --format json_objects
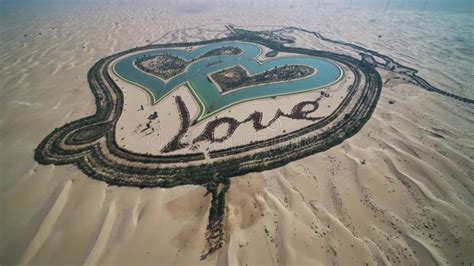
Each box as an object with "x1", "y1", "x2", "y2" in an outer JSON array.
[
  {"x1": 198, "y1": 46, "x2": 241, "y2": 58},
  {"x1": 135, "y1": 54, "x2": 186, "y2": 80},
  {"x1": 211, "y1": 64, "x2": 314, "y2": 92},
  {"x1": 265, "y1": 50, "x2": 279, "y2": 57}
]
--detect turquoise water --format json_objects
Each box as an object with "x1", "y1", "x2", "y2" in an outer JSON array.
[{"x1": 113, "y1": 41, "x2": 342, "y2": 121}]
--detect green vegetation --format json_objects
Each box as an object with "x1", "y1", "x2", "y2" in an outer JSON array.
[
  {"x1": 198, "y1": 46, "x2": 241, "y2": 59},
  {"x1": 211, "y1": 64, "x2": 314, "y2": 92},
  {"x1": 135, "y1": 54, "x2": 186, "y2": 80},
  {"x1": 265, "y1": 50, "x2": 279, "y2": 58}
]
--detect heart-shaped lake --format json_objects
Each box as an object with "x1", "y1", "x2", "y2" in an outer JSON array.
[{"x1": 113, "y1": 41, "x2": 342, "y2": 122}]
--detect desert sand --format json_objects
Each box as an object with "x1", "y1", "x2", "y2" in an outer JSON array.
[{"x1": 1, "y1": 1, "x2": 473, "y2": 265}]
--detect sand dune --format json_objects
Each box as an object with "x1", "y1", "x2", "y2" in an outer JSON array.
[
  {"x1": 1, "y1": 2, "x2": 473, "y2": 265},
  {"x1": 17, "y1": 180, "x2": 72, "y2": 266}
]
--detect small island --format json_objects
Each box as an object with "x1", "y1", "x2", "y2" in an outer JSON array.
[
  {"x1": 198, "y1": 46, "x2": 241, "y2": 58},
  {"x1": 265, "y1": 50, "x2": 279, "y2": 58},
  {"x1": 211, "y1": 64, "x2": 314, "y2": 92},
  {"x1": 135, "y1": 54, "x2": 186, "y2": 80}
]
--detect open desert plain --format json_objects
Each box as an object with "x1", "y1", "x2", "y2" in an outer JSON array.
[{"x1": 1, "y1": 0, "x2": 473, "y2": 265}]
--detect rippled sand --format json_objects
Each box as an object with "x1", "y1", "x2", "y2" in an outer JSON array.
[{"x1": 1, "y1": 2, "x2": 473, "y2": 265}]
